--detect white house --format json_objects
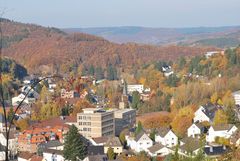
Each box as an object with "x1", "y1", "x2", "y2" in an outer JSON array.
[
  {"x1": 147, "y1": 143, "x2": 172, "y2": 157},
  {"x1": 162, "y1": 65, "x2": 174, "y2": 77},
  {"x1": 187, "y1": 123, "x2": 205, "y2": 138},
  {"x1": 12, "y1": 86, "x2": 39, "y2": 106},
  {"x1": 206, "y1": 124, "x2": 238, "y2": 143},
  {"x1": 12, "y1": 93, "x2": 36, "y2": 106},
  {"x1": 43, "y1": 149, "x2": 64, "y2": 161},
  {"x1": 205, "y1": 51, "x2": 223, "y2": 59},
  {"x1": 230, "y1": 130, "x2": 240, "y2": 146},
  {"x1": 48, "y1": 83, "x2": 57, "y2": 93},
  {"x1": 193, "y1": 104, "x2": 219, "y2": 123},
  {"x1": 126, "y1": 131, "x2": 153, "y2": 152},
  {"x1": 0, "y1": 132, "x2": 18, "y2": 158},
  {"x1": 155, "y1": 127, "x2": 178, "y2": 147},
  {"x1": 0, "y1": 114, "x2": 4, "y2": 132},
  {"x1": 0, "y1": 144, "x2": 5, "y2": 161},
  {"x1": 232, "y1": 90, "x2": 240, "y2": 105},
  {"x1": 127, "y1": 84, "x2": 144, "y2": 94}
]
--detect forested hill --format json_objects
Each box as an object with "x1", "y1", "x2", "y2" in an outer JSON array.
[
  {"x1": 1, "y1": 18, "x2": 216, "y2": 74},
  {"x1": 64, "y1": 26, "x2": 240, "y2": 47}
]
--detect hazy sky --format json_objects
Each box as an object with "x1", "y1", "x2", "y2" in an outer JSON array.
[{"x1": 1, "y1": 0, "x2": 240, "y2": 28}]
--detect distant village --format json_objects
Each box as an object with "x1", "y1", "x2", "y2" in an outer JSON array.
[{"x1": 1, "y1": 49, "x2": 240, "y2": 161}]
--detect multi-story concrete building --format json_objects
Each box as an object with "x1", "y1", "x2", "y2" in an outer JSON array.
[
  {"x1": 77, "y1": 108, "x2": 115, "y2": 138},
  {"x1": 114, "y1": 109, "x2": 136, "y2": 135}
]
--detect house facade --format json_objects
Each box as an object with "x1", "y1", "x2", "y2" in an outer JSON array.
[
  {"x1": 126, "y1": 131, "x2": 153, "y2": 152},
  {"x1": 155, "y1": 128, "x2": 178, "y2": 147},
  {"x1": 147, "y1": 143, "x2": 172, "y2": 157},
  {"x1": 232, "y1": 90, "x2": 240, "y2": 105},
  {"x1": 193, "y1": 104, "x2": 220, "y2": 123},
  {"x1": 187, "y1": 123, "x2": 204, "y2": 138},
  {"x1": 206, "y1": 124, "x2": 238, "y2": 142},
  {"x1": 104, "y1": 137, "x2": 123, "y2": 155}
]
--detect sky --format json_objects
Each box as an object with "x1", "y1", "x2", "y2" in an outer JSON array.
[{"x1": 0, "y1": 0, "x2": 240, "y2": 28}]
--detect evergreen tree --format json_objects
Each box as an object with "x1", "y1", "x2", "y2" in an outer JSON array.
[
  {"x1": 89, "y1": 65, "x2": 95, "y2": 76},
  {"x1": 95, "y1": 67, "x2": 104, "y2": 80},
  {"x1": 107, "y1": 147, "x2": 115, "y2": 160},
  {"x1": 131, "y1": 91, "x2": 141, "y2": 109},
  {"x1": 178, "y1": 56, "x2": 186, "y2": 70},
  {"x1": 149, "y1": 129, "x2": 156, "y2": 141},
  {"x1": 63, "y1": 125, "x2": 87, "y2": 161},
  {"x1": 135, "y1": 121, "x2": 143, "y2": 135},
  {"x1": 165, "y1": 74, "x2": 179, "y2": 87},
  {"x1": 107, "y1": 64, "x2": 118, "y2": 80}
]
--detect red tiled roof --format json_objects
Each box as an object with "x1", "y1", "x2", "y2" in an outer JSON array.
[
  {"x1": 30, "y1": 155, "x2": 43, "y2": 161},
  {"x1": 18, "y1": 151, "x2": 35, "y2": 159}
]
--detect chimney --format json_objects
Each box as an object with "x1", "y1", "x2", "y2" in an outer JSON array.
[
  {"x1": 223, "y1": 145, "x2": 226, "y2": 150},
  {"x1": 210, "y1": 146, "x2": 213, "y2": 153}
]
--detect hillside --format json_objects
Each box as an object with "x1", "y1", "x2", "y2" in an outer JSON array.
[
  {"x1": 64, "y1": 26, "x2": 240, "y2": 47},
  {"x1": 1, "y1": 18, "x2": 216, "y2": 74}
]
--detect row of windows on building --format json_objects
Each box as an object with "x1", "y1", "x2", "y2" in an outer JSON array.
[
  {"x1": 102, "y1": 125, "x2": 114, "y2": 132},
  {"x1": 79, "y1": 116, "x2": 91, "y2": 120},
  {"x1": 79, "y1": 122, "x2": 91, "y2": 126},
  {"x1": 102, "y1": 120, "x2": 114, "y2": 126}
]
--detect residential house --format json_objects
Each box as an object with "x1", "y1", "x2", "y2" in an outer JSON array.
[
  {"x1": 127, "y1": 84, "x2": 144, "y2": 94},
  {"x1": 187, "y1": 123, "x2": 205, "y2": 138},
  {"x1": 0, "y1": 144, "x2": 5, "y2": 161},
  {"x1": 232, "y1": 90, "x2": 240, "y2": 106},
  {"x1": 0, "y1": 114, "x2": 4, "y2": 132},
  {"x1": 48, "y1": 83, "x2": 57, "y2": 93},
  {"x1": 230, "y1": 130, "x2": 240, "y2": 146},
  {"x1": 205, "y1": 51, "x2": 224, "y2": 59},
  {"x1": 0, "y1": 113, "x2": 16, "y2": 132},
  {"x1": 162, "y1": 65, "x2": 174, "y2": 77},
  {"x1": 204, "y1": 144, "x2": 229, "y2": 157},
  {"x1": 206, "y1": 124, "x2": 238, "y2": 142},
  {"x1": 38, "y1": 140, "x2": 63, "y2": 156},
  {"x1": 90, "y1": 136, "x2": 108, "y2": 146},
  {"x1": 193, "y1": 104, "x2": 220, "y2": 123},
  {"x1": 147, "y1": 143, "x2": 172, "y2": 157},
  {"x1": 178, "y1": 143, "x2": 201, "y2": 157},
  {"x1": 104, "y1": 137, "x2": 123, "y2": 155},
  {"x1": 0, "y1": 132, "x2": 18, "y2": 158},
  {"x1": 126, "y1": 131, "x2": 153, "y2": 152},
  {"x1": 83, "y1": 155, "x2": 107, "y2": 161},
  {"x1": 17, "y1": 126, "x2": 68, "y2": 153},
  {"x1": 12, "y1": 85, "x2": 39, "y2": 106},
  {"x1": 155, "y1": 127, "x2": 178, "y2": 147},
  {"x1": 61, "y1": 89, "x2": 79, "y2": 99},
  {"x1": 43, "y1": 149, "x2": 64, "y2": 161},
  {"x1": 84, "y1": 146, "x2": 107, "y2": 161}
]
